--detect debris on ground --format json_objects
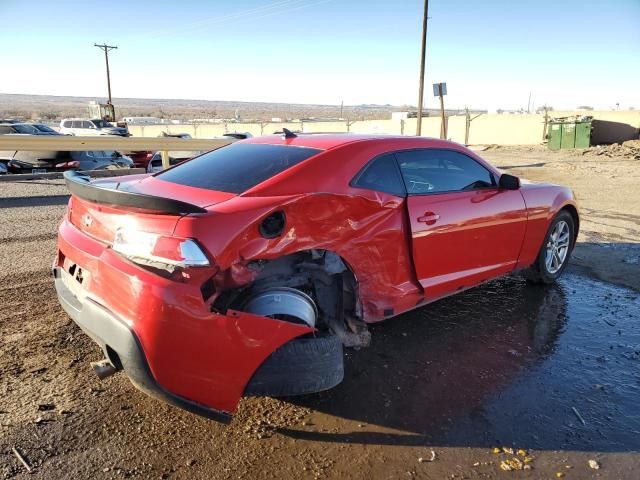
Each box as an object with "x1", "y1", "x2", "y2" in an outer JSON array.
[
  {"x1": 572, "y1": 406, "x2": 587, "y2": 425},
  {"x1": 582, "y1": 141, "x2": 640, "y2": 160},
  {"x1": 418, "y1": 450, "x2": 436, "y2": 463},
  {"x1": 12, "y1": 446, "x2": 32, "y2": 473},
  {"x1": 588, "y1": 459, "x2": 601, "y2": 470},
  {"x1": 494, "y1": 448, "x2": 534, "y2": 472},
  {"x1": 500, "y1": 458, "x2": 523, "y2": 471}
]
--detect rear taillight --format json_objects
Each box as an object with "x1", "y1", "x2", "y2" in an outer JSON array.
[
  {"x1": 112, "y1": 228, "x2": 210, "y2": 269},
  {"x1": 56, "y1": 161, "x2": 80, "y2": 169}
]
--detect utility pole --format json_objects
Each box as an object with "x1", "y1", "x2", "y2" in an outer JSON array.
[
  {"x1": 340, "y1": 100, "x2": 344, "y2": 119},
  {"x1": 416, "y1": 0, "x2": 429, "y2": 136},
  {"x1": 437, "y1": 83, "x2": 446, "y2": 139},
  {"x1": 527, "y1": 91, "x2": 532, "y2": 113},
  {"x1": 94, "y1": 43, "x2": 118, "y2": 105},
  {"x1": 464, "y1": 106, "x2": 483, "y2": 145}
]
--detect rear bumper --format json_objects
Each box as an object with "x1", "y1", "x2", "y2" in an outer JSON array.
[
  {"x1": 53, "y1": 266, "x2": 233, "y2": 423},
  {"x1": 54, "y1": 217, "x2": 313, "y2": 418}
]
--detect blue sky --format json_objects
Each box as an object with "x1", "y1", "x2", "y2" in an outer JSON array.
[{"x1": 1, "y1": 0, "x2": 639, "y2": 110}]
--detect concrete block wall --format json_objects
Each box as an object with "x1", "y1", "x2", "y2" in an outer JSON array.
[{"x1": 127, "y1": 110, "x2": 640, "y2": 146}]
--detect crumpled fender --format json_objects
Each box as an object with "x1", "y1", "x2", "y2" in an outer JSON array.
[{"x1": 175, "y1": 191, "x2": 423, "y2": 323}]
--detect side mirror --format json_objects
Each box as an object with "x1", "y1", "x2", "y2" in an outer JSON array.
[{"x1": 499, "y1": 173, "x2": 520, "y2": 190}]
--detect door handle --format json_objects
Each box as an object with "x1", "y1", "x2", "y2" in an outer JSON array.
[{"x1": 417, "y1": 212, "x2": 440, "y2": 225}]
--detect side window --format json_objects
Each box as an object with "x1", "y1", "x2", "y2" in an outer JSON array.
[
  {"x1": 82, "y1": 121, "x2": 93, "y2": 129},
  {"x1": 0, "y1": 126, "x2": 15, "y2": 134},
  {"x1": 396, "y1": 149, "x2": 495, "y2": 195},
  {"x1": 63, "y1": 120, "x2": 72, "y2": 128},
  {"x1": 71, "y1": 120, "x2": 82, "y2": 128},
  {"x1": 351, "y1": 153, "x2": 406, "y2": 196}
]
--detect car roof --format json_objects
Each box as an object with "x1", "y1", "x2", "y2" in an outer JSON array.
[{"x1": 242, "y1": 133, "x2": 453, "y2": 150}]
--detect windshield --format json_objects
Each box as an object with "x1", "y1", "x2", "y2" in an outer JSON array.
[
  {"x1": 156, "y1": 143, "x2": 321, "y2": 194},
  {"x1": 14, "y1": 124, "x2": 39, "y2": 134},
  {"x1": 34, "y1": 124, "x2": 56, "y2": 133}
]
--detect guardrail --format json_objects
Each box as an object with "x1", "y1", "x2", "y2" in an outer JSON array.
[
  {"x1": 0, "y1": 135, "x2": 235, "y2": 170},
  {"x1": 0, "y1": 135, "x2": 234, "y2": 151},
  {"x1": 0, "y1": 168, "x2": 147, "y2": 182}
]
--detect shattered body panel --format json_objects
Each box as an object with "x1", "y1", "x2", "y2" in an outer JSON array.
[{"x1": 174, "y1": 191, "x2": 421, "y2": 322}]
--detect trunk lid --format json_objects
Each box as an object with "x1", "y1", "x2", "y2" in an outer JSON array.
[{"x1": 67, "y1": 173, "x2": 235, "y2": 244}]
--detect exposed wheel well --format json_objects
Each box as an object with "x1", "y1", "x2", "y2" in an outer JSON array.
[{"x1": 212, "y1": 249, "x2": 369, "y2": 346}]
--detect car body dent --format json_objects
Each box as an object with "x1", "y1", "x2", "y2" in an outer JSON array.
[{"x1": 174, "y1": 190, "x2": 421, "y2": 323}]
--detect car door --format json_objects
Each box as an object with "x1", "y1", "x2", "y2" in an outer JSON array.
[
  {"x1": 69, "y1": 120, "x2": 82, "y2": 135},
  {"x1": 82, "y1": 121, "x2": 97, "y2": 135},
  {"x1": 395, "y1": 148, "x2": 527, "y2": 300}
]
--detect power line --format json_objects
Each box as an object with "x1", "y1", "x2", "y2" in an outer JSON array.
[{"x1": 94, "y1": 43, "x2": 118, "y2": 104}]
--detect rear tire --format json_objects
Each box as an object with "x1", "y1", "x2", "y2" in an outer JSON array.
[
  {"x1": 245, "y1": 334, "x2": 344, "y2": 397},
  {"x1": 525, "y1": 210, "x2": 575, "y2": 284}
]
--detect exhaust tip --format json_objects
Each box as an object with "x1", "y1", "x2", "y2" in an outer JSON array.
[{"x1": 91, "y1": 359, "x2": 118, "y2": 380}]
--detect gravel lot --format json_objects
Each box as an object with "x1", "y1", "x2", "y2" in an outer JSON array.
[{"x1": 1, "y1": 145, "x2": 639, "y2": 479}]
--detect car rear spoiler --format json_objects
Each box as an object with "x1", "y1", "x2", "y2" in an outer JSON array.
[{"x1": 63, "y1": 170, "x2": 207, "y2": 215}]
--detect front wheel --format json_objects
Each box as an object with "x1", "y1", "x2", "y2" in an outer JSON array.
[{"x1": 525, "y1": 210, "x2": 575, "y2": 284}]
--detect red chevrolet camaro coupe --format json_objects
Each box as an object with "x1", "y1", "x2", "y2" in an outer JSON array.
[{"x1": 54, "y1": 132, "x2": 578, "y2": 422}]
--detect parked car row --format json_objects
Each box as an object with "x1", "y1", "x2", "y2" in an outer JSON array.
[
  {"x1": 0, "y1": 150, "x2": 133, "y2": 174},
  {"x1": 0, "y1": 125, "x2": 251, "y2": 175},
  {"x1": 0, "y1": 122, "x2": 63, "y2": 135},
  {"x1": 0, "y1": 118, "x2": 130, "y2": 137}
]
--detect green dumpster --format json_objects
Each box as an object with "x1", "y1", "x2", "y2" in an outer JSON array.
[
  {"x1": 561, "y1": 122, "x2": 576, "y2": 149},
  {"x1": 574, "y1": 120, "x2": 592, "y2": 148},
  {"x1": 548, "y1": 122, "x2": 562, "y2": 150},
  {"x1": 547, "y1": 117, "x2": 593, "y2": 150}
]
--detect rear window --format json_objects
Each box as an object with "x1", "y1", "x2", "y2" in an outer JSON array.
[{"x1": 156, "y1": 143, "x2": 321, "y2": 194}]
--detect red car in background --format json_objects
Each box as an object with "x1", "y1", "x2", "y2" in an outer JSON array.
[{"x1": 54, "y1": 133, "x2": 578, "y2": 422}]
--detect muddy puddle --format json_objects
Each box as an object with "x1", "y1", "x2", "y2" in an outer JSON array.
[{"x1": 285, "y1": 272, "x2": 640, "y2": 453}]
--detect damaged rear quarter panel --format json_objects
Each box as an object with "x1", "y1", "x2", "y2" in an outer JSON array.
[{"x1": 175, "y1": 189, "x2": 423, "y2": 322}]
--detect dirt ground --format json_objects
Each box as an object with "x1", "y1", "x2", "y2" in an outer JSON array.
[{"x1": 1, "y1": 144, "x2": 639, "y2": 479}]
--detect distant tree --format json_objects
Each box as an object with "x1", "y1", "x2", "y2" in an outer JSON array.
[
  {"x1": 577, "y1": 105, "x2": 594, "y2": 110},
  {"x1": 536, "y1": 105, "x2": 554, "y2": 114},
  {"x1": 629, "y1": 106, "x2": 635, "y2": 111},
  {"x1": 496, "y1": 108, "x2": 504, "y2": 114}
]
